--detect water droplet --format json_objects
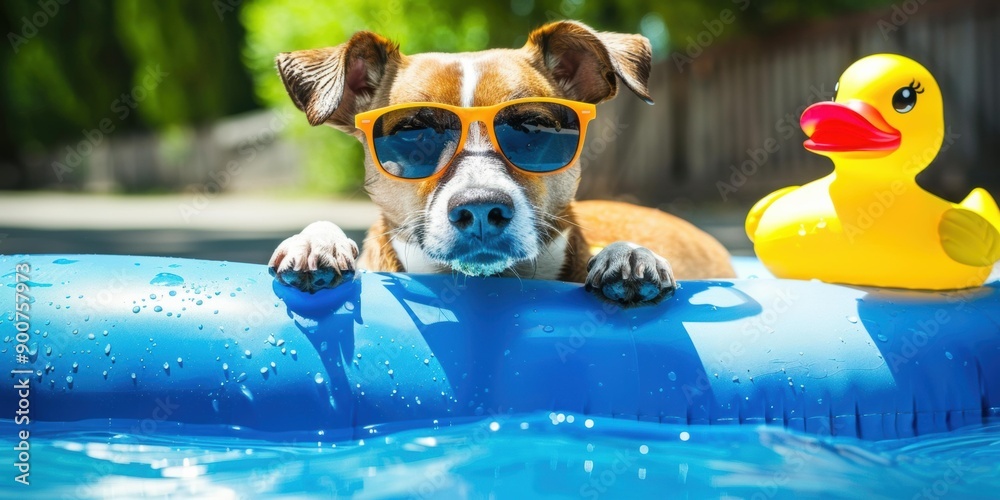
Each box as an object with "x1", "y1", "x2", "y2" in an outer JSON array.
[
  {"x1": 423, "y1": 358, "x2": 430, "y2": 365},
  {"x1": 244, "y1": 350, "x2": 252, "y2": 358},
  {"x1": 150, "y1": 273, "x2": 185, "y2": 286},
  {"x1": 266, "y1": 334, "x2": 276, "y2": 345},
  {"x1": 176, "y1": 357, "x2": 183, "y2": 366},
  {"x1": 236, "y1": 372, "x2": 247, "y2": 383},
  {"x1": 153, "y1": 306, "x2": 163, "y2": 313},
  {"x1": 846, "y1": 315, "x2": 859, "y2": 324},
  {"x1": 668, "y1": 371, "x2": 677, "y2": 381},
  {"x1": 260, "y1": 367, "x2": 269, "y2": 375},
  {"x1": 945, "y1": 351, "x2": 953, "y2": 360},
  {"x1": 731, "y1": 375, "x2": 740, "y2": 383},
  {"x1": 387, "y1": 369, "x2": 394, "y2": 376},
  {"x1": 150, "y1": 293, "x2": 157, "y2": 300},
  {"x1": 104, "y1": 344, "x2": 112, "y2": 355},
  {"x1": 877, "y1": 334, "x2": 888, "y2": 342},
  {"x1": 542, "y1": 325, "x2": 554, "y2": 333},
  {"x1": 130, "y1": 373, "x2": 137, "y2": 381},
  {"x1": 87, "y1": 333, "x2": 95, "y2": 340},
  {"x1": 71, "y1": 362, "x2": 79, "y2": 372},
  {"x1": 797, "y1": 224, "x2": 807, "y2": 236},
  {"x1": 169, "y1": 290, "x2": 177, "y2": 296},
  {"x1": 65, "y1": 375, "x2": 74, "y2": 386},
  {"x1": 816, "y1": 218, "x2": 827, "y2": 229},
  {"x1": 356, "y1": 353, "x2": 362, "y2": 359}
]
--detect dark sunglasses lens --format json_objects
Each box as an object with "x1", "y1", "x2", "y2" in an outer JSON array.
[
  {"x1": 494, "y1": 102, "x2": 581, "y2": 172},
  {"x1": 371, "y1": 107, "x2": 462, "y2": 179}
]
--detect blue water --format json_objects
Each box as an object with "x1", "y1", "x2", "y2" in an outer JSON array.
[{"x1": 2, "y1": 415, "x2": 997, "y2": 499}]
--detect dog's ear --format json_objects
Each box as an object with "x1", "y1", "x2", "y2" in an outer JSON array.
[
  {"x1": 276, "y1": 32, "x2": 401, "y2": 129},
  {"x1": 524, "y1": 21, "x2": 653, "y2": 105}
]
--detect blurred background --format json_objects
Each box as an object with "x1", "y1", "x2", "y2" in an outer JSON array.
[{"x1": 0, "y1": 0, "x2": 997, "y2": 262}]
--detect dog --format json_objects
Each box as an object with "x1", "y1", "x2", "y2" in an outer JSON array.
[{"x1": 268, "y1": 20, "x2": 734, "y2": 306}]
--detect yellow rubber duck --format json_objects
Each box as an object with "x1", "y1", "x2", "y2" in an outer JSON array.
[{"x1": 746, "y1": 54, "x2": 1000, "y2": 290}]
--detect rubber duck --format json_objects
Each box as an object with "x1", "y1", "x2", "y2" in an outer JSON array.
[{"x1": 746, "y1": 54, "x2": 1000, "y2": 290}]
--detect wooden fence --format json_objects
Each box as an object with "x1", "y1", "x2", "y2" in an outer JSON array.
[{"x1": 578, "y1": 0, "x2": 1000, "y2": 208}]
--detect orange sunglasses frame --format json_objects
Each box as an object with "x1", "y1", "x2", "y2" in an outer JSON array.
[{"x1": 354, "y1": 97, "x2": 597, "y2": 182}]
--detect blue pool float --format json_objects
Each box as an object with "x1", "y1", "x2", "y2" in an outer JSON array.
[{"x1": 1, "y1": 254, "x2": 998, "y2": 440}]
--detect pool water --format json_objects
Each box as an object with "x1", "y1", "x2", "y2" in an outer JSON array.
[{"x1": 2, "y1": 415, "x2": 997, "y2": 499}]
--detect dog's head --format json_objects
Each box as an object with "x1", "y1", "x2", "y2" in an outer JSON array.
[{"x1": 277, "y1": 21, "x2": 652, "y2": 276}]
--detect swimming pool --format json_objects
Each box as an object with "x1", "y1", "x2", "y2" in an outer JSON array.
[{"x1": 2, "y1": 415, "x2": 997, "y2": 498}]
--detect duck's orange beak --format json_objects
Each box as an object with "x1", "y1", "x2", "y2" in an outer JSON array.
[{"x1": 801, "y1": 101, "x2": 901, "y2": 154}]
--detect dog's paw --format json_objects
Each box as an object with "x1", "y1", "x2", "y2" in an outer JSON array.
[
  {"x1": 585, "y1": 241, "x2": 676, "y2": 307},
  {"x1": 268, "y1": 221, "x2": 359, "y2": 293}
]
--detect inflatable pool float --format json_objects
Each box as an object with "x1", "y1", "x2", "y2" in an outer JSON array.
[{"x1": 2, "y1": 254, "x2": 998, "y2": 440}]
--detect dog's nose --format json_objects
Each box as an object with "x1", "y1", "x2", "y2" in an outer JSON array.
[{"x1": 447, "y1": 188, "x2": 514, "y2": 238}]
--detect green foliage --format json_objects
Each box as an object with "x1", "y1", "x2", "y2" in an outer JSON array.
[
  {"x1": 0, "y1": 0, "x2": 256, "y2": 180},
  {"x1": 0, "y1": 0, "x2": 897, "y2": 191}
]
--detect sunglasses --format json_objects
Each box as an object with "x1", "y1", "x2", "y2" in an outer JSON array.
[{"x1": 355, "y1": 97, "x2": 596, "y2": 181}]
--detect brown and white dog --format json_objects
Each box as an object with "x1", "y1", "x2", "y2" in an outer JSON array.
[{"x1": 268, "y1": 20, "x2": 734, "y2": 306}]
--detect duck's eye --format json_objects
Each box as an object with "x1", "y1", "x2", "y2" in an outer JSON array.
[{"x1": 892, "y1": 81, "x2": 922, "y2": 113}]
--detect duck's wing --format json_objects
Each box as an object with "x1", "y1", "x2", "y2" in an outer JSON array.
[
  {"x1": 745, "y1": 186, "x2": 798, "y2": 243},
  {"x1": 939, "y1": 207, "x2": 1000, "y2": 267},
  {"x1": 960, "y1": 187, "x2": 1000, "y2": 230}
]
